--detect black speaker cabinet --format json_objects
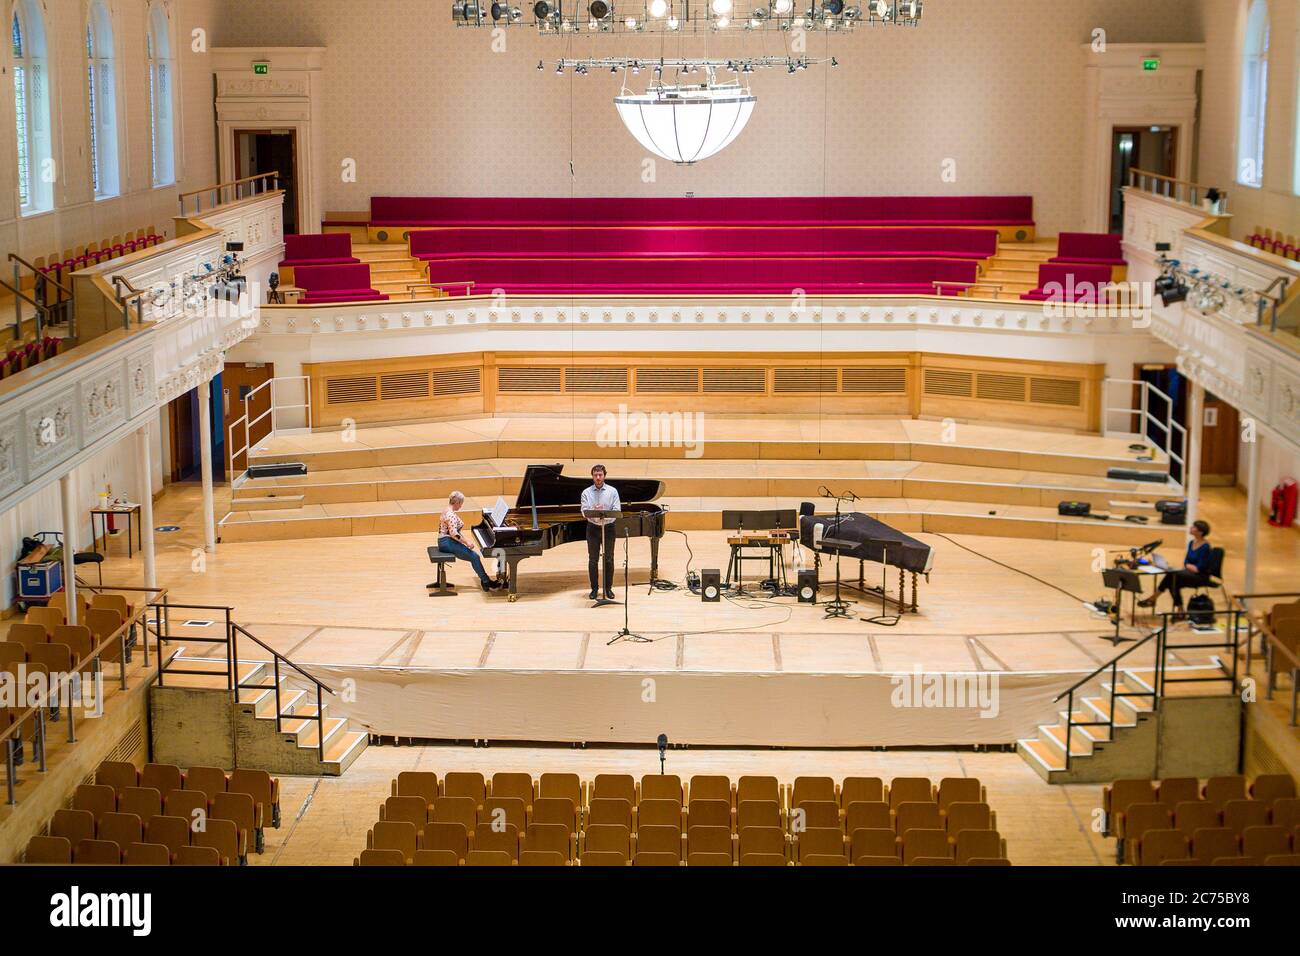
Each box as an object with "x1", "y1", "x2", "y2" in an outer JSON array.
[
  {"x1": 700, "y1": 569, "x2": 721, "y2": 602},
  {"x1": 797, "y1": 569, "x2": 818, "y2": 604}
]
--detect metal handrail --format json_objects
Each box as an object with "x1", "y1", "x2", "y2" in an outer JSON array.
[{"x1": 179, "y1": 171, "x2": 280, "y2": 217}]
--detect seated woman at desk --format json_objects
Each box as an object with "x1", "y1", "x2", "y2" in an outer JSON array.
[{"x1": 1138, "y1": 520, "x2": 1214, "y2": 614}]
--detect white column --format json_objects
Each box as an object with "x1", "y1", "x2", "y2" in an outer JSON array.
[
  {"x1": 59, "y1": 473, "x2": 79, "y2": 627},
  {"x1": 136, "y1": 424, "x2": 157, "y2": 588},
  {"x1": 197, "y1": 381, "x2": 217, "y2": 553},
  {"x1": 1185, "y1": 382, "x2": 1204, "y2": 527},
  {"x1": 1244, "y1": 435, "x2": 1261, "y2": 593}
]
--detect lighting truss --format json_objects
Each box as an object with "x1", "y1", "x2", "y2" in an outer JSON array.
[{"x1": 452, "y1": 0, "x2": 923, "y2": 33}]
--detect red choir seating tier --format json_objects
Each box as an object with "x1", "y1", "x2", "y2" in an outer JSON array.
[
  {"x1": 1048, "y1": 232, "x2": 1126, "y2": 267},
  {"x1": 370, "y1": 195, "x2": 1034, "y2": 229},
  {"x1": 1019, "y1": 263, "x2": 1115, "y2": 303},
  {"x1": 280, "y1": 233, "x2": 361, "y2": 268},
  {"x1": 422, "y1": 256, "x2": 979, "y2": 296},
  {"x1": 409, "y1": 226, "x2": 1000, "y2": 262},
  {"x1": 292, "y1": 263, "x2": 389, "y2": 304}
]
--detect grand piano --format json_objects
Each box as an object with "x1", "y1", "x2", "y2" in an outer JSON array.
[
  {"x1": 471, "y1": 464, "x2": 668, "y2": 601},
  {"x1": 799, "y1": 509, "x2": 934, "y2": 613}
]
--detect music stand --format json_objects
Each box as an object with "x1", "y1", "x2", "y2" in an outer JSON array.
[
  {"x1": 1101, "y1": 567, "x2": 1143, "y2": 645},
  {"x1": 584, "y1": 509, "x2": 621, "y2": 609}
]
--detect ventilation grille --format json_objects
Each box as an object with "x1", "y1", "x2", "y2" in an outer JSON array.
[
  {"x1": 842, "y1": 367, "x2": 907, "y2": 394},
  {"x1": 433, "y1": 367, "x2": 481, "y2": 396},
  {"x1": 703, "y1": 367, "x2": 766, "y2": 393},
  {"x1": 564, "y1": 367, "x2": 629, "y2": 393},
  {"x1": 636, "y1": 368, "x2": 700, "y2": 393},
  {"x1": 923, "y1": 368, "x2": 973, "y2": 398},
  {"x1": 1030, "y1": 377, "x2": 1083, "y2": 407},
  {"x1": 976, "y1": 373, "x2": 1026, "y2": 403},
  {"x1": 380, "y1": 370, "x2": 430, "y2": 401},
  {"x1": 774, "y1": 367, "x2": 837, "y2": 394},
  {"x1": 326, "y1": 375, "x2": 378, "y2": 405},
  {"x1": 498, "y1": 367, "x2": 562, "y2": 393}
]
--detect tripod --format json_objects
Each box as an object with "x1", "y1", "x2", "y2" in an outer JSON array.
[{"x1": 604, "y1": 515, "x2": 649, "y2": 645}]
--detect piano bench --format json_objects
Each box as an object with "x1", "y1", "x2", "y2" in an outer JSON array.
[{"x1": 426, "y1": 548, "x2": 457, "y2": 597}]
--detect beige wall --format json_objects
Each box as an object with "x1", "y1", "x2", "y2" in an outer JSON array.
[
  {"x1": 0, "y1": 0, "x2": 219, "y2": 265},
  {"x1": 216, "y1": 0, "x2": 1205, "y2": 236},
  {"x1": 1199, "y1": 0, "x2": 1300, "y2": 240}
]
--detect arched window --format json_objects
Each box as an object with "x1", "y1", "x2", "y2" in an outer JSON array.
[
  {"x1": 1236, "y1": 0, "x2": 1269, "y2": 188},
  {"x1": 86, "y1": 0, "x2": 119, "y2": 198},
  {"x1": 12, "y1": 0, "x2": 53, "y2": 213},
  {"x1": 147, "y1": 2, "x2": 174, "y2": 186}
]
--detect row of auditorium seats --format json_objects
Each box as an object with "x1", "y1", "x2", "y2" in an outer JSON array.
[
  {"x1": 357, "y1": 771, "x2": 1010, "y2": 866},
  {"x1": 1102, "y1": 774, "x2": 1299, "y2": 866},
  {"x1": 1245, "y1": 227, "x2": 1299, "y2": 261},
  {"x1": 22, "y1": 761, "x2": 281, "y2": 865}
]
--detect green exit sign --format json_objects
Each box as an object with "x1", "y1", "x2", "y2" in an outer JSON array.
[
  {"x1": 1142, "y1": 58, "x2": 1161, "y2": 72},
  {"x1": 253, "y1": 63, "x2": 269, "y2": 75}
]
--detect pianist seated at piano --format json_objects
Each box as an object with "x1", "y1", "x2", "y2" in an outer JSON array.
[{"x1": 437, "y1": 491, "x2": 501, "y2": 591}]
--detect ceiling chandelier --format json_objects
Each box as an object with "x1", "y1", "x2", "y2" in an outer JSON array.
[{"x1": 452, "y1": 0, "x2": 923, "y2": 33}]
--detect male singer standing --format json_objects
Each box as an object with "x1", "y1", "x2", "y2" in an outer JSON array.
[{"x1": 581, "y1": 464, "x2": 620, "y2": 600}]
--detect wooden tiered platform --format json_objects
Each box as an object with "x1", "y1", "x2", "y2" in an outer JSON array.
[{"x1": 220, "y1": 416, "x2": 1178, "y2": 545}]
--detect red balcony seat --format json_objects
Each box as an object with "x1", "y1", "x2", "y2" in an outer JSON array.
[
  {"x1": 281, "y1": 233, "x2": 360, "y2": 268},
  {"x1": 1048, "y1": 232, "x2": 1126, "y2": 267}
]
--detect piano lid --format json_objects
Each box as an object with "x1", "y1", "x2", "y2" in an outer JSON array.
[{"x1": 515, "y1": 464, "x2": 665, "y2": 508}]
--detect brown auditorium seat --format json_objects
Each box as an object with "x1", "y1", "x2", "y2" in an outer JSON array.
[
  {"x1": 229, "y1": 768, "x2": 280, "y2": 829},
  {"x1": 442, "y1": 771, "x2": 486, "y2": 808},
  {"x1": 966, "y1": 858, "x2": 1012, "y2": 866},
  {"x1": 184, "y1": 766, "x2": 229, "y2": 802},
  {"x1": 51, "y1": 808, "x2": 96, "y2": 846},
  {"x1": 424, "y1": 821, "x2": 470, "y2": 861},
  {"x1": 736, "y1": 799, "x2": 781, "y2": 831},
  {"x1": 369, "y1": 820, "x2": 419, "y2": 862},
  {"x1": 174, "y1": 845, "x2": 220, "y2": 866},
  {"x1": 96, "y1": 760, "x2": 139, "y2": 792},
  {"x1": 638, "y1": 798, "x2": 685, "y2": 830},
  {"x1": 803, "y1": 853, "x2": 849, "y2": 866},
  {"x1": 74, "y1": 839, "x2": 122, "y2": 865},
  {"x1": 1250, "y1": 774, "x2": 1296, "y2": 802},
  {"x1": 841, "y1": 777, "x2": 885, "y2": 809},
  {"x1": 636, "y1": 824, "x2": 684, "y2": 860},
  {"x1": 792, "y1": 776, "x2": 836, "y2": 808},
  {"x1": 688, "y1": 775, "x2": 733, "y2": 807},
  {"x1": 193, "y1": 819, "x2": 240, "y2": 866},
  {"x1": 490, "y1": 772, "x2": 534, "y2": 810},
  {"x1": 393, "y1": 771, "x2": 439, "y2": 809},
  {"x1": 412, "y1": 849, "x2": 459, "y2": 866},
  {"x1": 1263, "y1": 854, "x2": 1300, "y2": 866},
  {"x1": 1191, "y1": 827, "x2": 1239, "y2": 863},
  {"x1": 1203, "y1": 775, "x2": 1247, "y2": 809},
  {"x1": 795, "y1": 826, "x2": 844, "y2": 862},
  {"x1": 937, "y1": 777, "x2": 985, "y2": 810},
  {"x1": 955, "y1": 829, "x2": 1006, "y2": 864},
  {"x1": 145, "y1": 816, "x2": 191, "y2": 859},
  {"x1": 634, "y1": 851, "x2": 680, "y2": 866},
  {"x1": 164, "y1": 789, "x2": 208, "y2": 826},
  {"x1": 588, "y1": 797, "x2": 634, "y2": 830},
  {"x1": 688, "y1": 851, "x2": 733, "y2": 867},
  {"x1": 580, "y1": 850, "x2": 627, "y2": 866},
  {"x1": 141, "y1": 763, "x2": 183, "y2": 797},
  {"x1": 124, "y1": 843, "x2": 170, "y2": 866},
  {"x1": 211, "y1": 792, "x2": 256, "y2": 858},
  {"x1": 73, "y1": 784, "x2": 117, "y2": 822},
  {"x1": 97, "y1": 812, "x2": 143, "y2": 850},
  {"x1": 480, "y1": 796, "x2": 526, "y2": 833},
  {"x1": 524, "y1": 822, "x2": 573, "y2": 861},
  {"x1": 943, "y1": 802, "x2": 993, "y2": 839},
  {"x1": 845, "y1": 801, "x2": 891, "y2": 834},
  {"x1": 858, "y1": 855, "x2": 903, "y2": 866},
  {"x1": 532, "y1": 796, "x2": 579, "y2": 832},
  {"x1": 851, "y1": 827, "x2": 899, "y2": 862},
  {"x1": 1241, "y1": 825, "x2": 1290, "y2": 862},
  {"x1": 584, "y1": 824, "x2": 632, "y2": 860},
  {"x1": 520, "y1": 850, "x2": 565, "y2": 866},
  {"x1": 639, "y1": 774, "x2": 683, "y2": 805},
  {"x1": 539, "y1": 772, "x2": 582, "y2": 808},
  {"x1": 466, "y1": 850, "x2": 512, "y2": 866},
  {"x1": 901, "y1": 828, "x2": 952, "y2": 865},
  {"x1": 1136, "y1": 829, "x2": 1189, "y2": 866},
  {"x1": 894, "y1": 801, "x2": 943, "y2": 835},
  {"x1": 1273, "y1": 797, "x2": 1300, "y2": 832},
  {"x1": 795, "y1": 800, "x2": 841, "y2": 831},
  {"x1": 383, "y1": 795, "x2": 430, "y2": 836},
  {"x1": 1120, "y1": 803, "x2": 1172, "y2": 864},
  {"x1": 1173, "y1": 800, "x2": 1220, "y2": 837},
  {"x1": 1223, "y1": 799, "x2": 1270, "y2": 834},
  {"x1": 738, "y1": 825, "x2": 785, "y2": 860},
  {"x1": 473, "y1": 822, "x2": 520, "y2": 860},
  {"x1": 358, "y1": 848, "x2": 405, "y2": 866},
  {"x1": 591, "y1": 773, "x2": 636, "y2": 805},
  {"x1": 1155, "y1": 777, "x2": 1200, "y2": 807},
  {"x1": 431, "y1": 796, "x2": 476, "y2": 833},
  {"x1": 737, "y1": 775, "x2": 780, "y2": 808},
  {"x1": 889, "y1": 777, "x2": 934, "y2": 809},
  {"x1": 687, "y1": 799, "x2": 731, "y2": 831},
  {"x1": 686, "y1": 825, "x2": 732, "y2": 858},
  {"x1": 26, "y1": 835, "x2": 71, "y2": 864},
  {"x1": 739, "y1": 852, "x2": 787, "y2": 866}
]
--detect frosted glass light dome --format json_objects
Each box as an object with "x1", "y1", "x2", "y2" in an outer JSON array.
[{"x1": 614, "y1": 82, "x2": 756, "y2": 164}]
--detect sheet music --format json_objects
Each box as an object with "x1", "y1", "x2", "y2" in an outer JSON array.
[{"x1": 490, "y1": 496, "x2": 509, "y2": 528}]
